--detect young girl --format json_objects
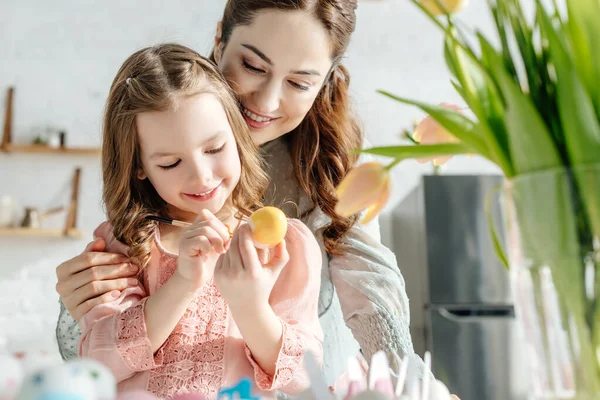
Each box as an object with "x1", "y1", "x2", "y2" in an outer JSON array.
[{"x1": 77, "y1": 43, "x2": 323, "y2": 399}]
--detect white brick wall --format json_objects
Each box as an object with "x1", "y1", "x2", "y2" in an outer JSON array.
[{"x1": 0, "y1": 1, "x2": 502, "y2": 357}]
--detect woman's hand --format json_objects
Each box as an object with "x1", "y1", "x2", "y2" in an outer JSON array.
[
  {"x1": 55, "y1": 238, "x2": 139, "y2": 321},
  {"x1": 177, "y1": 209, "x2": 231, "y2": 289},
  {"x1": 214, "y1": 223, "x2": 289, "y2": 313}
]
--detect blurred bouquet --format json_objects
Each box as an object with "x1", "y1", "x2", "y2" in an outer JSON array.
[
  {"x1": 0, "y1": 350, "x2": 454, "y2": 400},
  {"x1": 297, "y1": 351, "x2": 454, "y2": 400},
  {"x1": 336, "y1": 0, "x2": 600, "y2": 397}
]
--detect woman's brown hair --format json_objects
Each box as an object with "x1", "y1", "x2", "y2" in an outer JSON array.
[
  {"x1": 213, "y1": 0, "x2": 363, "y2": 255},
  {"x1": 103, "y1": 43, "x2": 266, "y2": 267}
]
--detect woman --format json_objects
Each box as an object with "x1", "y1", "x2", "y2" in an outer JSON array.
[{"x1": 55, "y1": 0, "x2": 415, "y2": 385}]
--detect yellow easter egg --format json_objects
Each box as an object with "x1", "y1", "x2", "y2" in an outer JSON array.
[{"x1": 249, "y1": 206, "x2": 288, "y2": 248}]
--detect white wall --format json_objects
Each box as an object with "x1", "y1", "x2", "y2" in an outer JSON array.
[{"x1": 0, "y1": 0, "x2": 503, "y2": 356}]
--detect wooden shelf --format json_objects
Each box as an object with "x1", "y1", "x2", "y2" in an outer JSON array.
[
  {"x1": 0, "y1": 227, "x2": 85, "y2": 238},
  {"x1": 1, "y1": 144, "x2": 100, "y2": 155},
  {"x1": 1, "y1": 88, "x2": 87, "y2": 240}
]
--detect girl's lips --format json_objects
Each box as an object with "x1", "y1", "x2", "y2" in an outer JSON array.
[{"x1": 183, "y1": 184, "x2": 221, "y2": 201}]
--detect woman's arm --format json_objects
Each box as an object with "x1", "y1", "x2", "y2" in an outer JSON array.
[
  {"x1": 56, "y1": 300, "x2": 81, "y2": 361},
  {"x1": 55, "y1": 237, "x2": 139, "y2": 321},
  {"x1": 54, "y1": 235, "x2": 139, "y2": 358},
  {"x1": 329, "y1": 216, "x2": 415, "y2": 365}
]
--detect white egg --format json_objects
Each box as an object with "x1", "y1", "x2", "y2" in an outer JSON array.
[
  {"x1": 0, "y1": 353, "x2": 24, "y2": 399},
  {"x1": 348, "y1": 390, "x2": 393, "y2": 400},
  {"x1": 68, "y1": 359, "x2": 117, "y2": 400},
  {"x1": 17, "y1": 361, "x2": 96, "y2": 400},
  {"x1": 429, "y1": 379, "x2": 452, "y2": 400},
  {"x1": 16, "y1": 351, "x2": 59, "y2": 376}
]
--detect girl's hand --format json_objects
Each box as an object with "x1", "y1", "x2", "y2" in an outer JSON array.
[
  {"x1": 214, "y1": 223, "x2": 289, "y2": 313},
  {"x1": 177, "y1": 210, "x2": 231, "y2": 289}
]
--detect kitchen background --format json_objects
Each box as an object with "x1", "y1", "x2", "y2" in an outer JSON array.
[{"x1": 0, "y1": 0, "x2": 504, "y2": 365}]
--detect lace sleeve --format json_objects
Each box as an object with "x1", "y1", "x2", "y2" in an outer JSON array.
[
  {"x1": 79, "y1": 292, "x2": 163, "y2": 382},
  {"x1": 245, "y1": 320, "x2": 306, "y2": 391},
  {"x1": 245, "y1": 219, "x2": 324, "y2": 395},
  {"x1": 330, "y1": 221, "x2": 415, "y2": 366}
]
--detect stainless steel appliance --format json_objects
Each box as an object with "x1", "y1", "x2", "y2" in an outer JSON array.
[{"x1": 390, "y1": 175, "x2": 529, "y2": 400}]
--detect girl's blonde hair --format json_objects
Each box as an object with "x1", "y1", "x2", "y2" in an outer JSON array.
[{"x1": 102, "y1": 43, "x2": 266, "y2": 267}]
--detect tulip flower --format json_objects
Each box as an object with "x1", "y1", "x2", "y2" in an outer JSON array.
[
  {"x1": 420, "y1": 0, "x2": 468, "y2": 15},
  {"x1": 335, "y1": 162, "x2": 391, "y2": 224},
  {"x1": 412, "y1": 103, "x2": 463, "y2": 166}
]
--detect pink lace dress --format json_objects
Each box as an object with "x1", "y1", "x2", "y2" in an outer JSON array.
[{"x1": 78, "y1": 219, "x2": 323, "y2": 400}]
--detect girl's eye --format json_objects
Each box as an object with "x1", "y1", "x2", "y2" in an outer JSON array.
[
  {"x1": 159, "y1": 160, "x2": 181, "y2": 170},
  {"x1": 242, "y1": 60, "x2": 265, "y2": 74},
  {"x1": 206, "y1": 143, "x2": 226, "y2": 154},
  {"x1": 289, "y1": 81, "x2": 310, "y2": 91}
]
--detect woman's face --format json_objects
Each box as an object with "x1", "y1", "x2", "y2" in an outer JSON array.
[{"x1": 215, "y1": 9, "x2": 334, "y2": 146}]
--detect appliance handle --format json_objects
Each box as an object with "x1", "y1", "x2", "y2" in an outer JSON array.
[{"x1": 437, "y1": 307, "x2": 515, "y2": 322}]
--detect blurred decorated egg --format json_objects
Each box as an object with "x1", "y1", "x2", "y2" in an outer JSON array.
[
  {"x1": 348, "y1": 390, "x2": 393, "y2": 400},
  {"x1": 248, "y1": 207, "x2": 287, "y2": 248},
  {"x1": 68, "y1": 359, "x2": 116, "y2": 400},
  {"x1": 17, "y1": 361, "x2": 96, "y2": 400},
  {"x1": 116, "y1": 390, "x2": 160, "y2": 400},
  {"x1": 0, "y1": 353, "x2": 24, "y2": 399},
  {"x1": 172, "y1": 394, "x2": 208, "y2": 400},
  {"x1": 217, "y1": 377, "x2": 259, "y2": 400},
  {"x1": 14, "y1": 350, "x2": 59, "y2": 376},
  {"x1": 430, "y1": 379, "x2": 452, "y2": 400}
]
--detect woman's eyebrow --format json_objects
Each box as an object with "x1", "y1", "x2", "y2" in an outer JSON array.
[
  {"x1": 242, "y1": 44, "x2": 273, "y2": 65},
  {"x1": 242, "y1": 43, "x2": 321, "y2": 77}
]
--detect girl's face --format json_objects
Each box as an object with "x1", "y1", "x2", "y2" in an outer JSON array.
[
  {"x1": 215, "y1": 10, "x2": 333, "y2": 146},
  {"x1": 136, "y1": 93, "x2": 242, "y2": 222}
]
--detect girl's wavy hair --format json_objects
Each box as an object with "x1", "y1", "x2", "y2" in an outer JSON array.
[
  {"x1": 103, "y1": 43, "x2": 266, "y2": 267},
  {"x1": 211, "y1": 0, "x2": 363, "y2": 255}
]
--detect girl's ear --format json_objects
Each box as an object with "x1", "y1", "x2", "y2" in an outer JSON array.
[{"x1": 137, "y1": 168, "x2": 147, "y2": 180}]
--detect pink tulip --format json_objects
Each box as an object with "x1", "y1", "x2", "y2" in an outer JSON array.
[
  {"x1": 412, "y1": 103, "x2": 463, "y2": 166},
  {"x1": 335, "y1": 162, "x2": 391, "y2": 224}
]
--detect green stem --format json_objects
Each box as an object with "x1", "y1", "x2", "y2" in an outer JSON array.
[
  {"x1": 529, "y1": 267, "x2": 556, "y2": 390},
  {"x1": 403, "y1": 130, "x2": 420, "y2": 145},
  {"x1": 359, "y1": 143, "x2": 472, "y2": 159},
  {"x1": 385, "y1": 159, "x2": 402, "y2": 171}
]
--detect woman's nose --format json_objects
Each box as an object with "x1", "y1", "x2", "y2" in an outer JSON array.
[{"x1": 252, "y1": 79, "x2": 281, "y2": 114}]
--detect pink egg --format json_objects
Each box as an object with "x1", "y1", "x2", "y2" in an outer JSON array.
[
  {"x1": 171, "y1": 394, "x2": 208, "y2": 400},
  {"x1": 116, "y1": 390, "x2": 159, "y2": 400}
]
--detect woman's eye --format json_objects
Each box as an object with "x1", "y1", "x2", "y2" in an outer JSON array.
[
  {"x1": 206, "y1": 143, "x2": 226, "y2": 154},
  {"x1": 289, "y1": 81, "x2": 310, "y2": 91},
  {"x1": 243, "y1": 60, "x2": 265, "y2": 74},
  {"x1": 159, "y1": 160, "x2": 181, "y2": 170}
]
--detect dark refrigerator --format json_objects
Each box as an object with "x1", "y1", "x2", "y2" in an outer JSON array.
[{"x1": 390, "y1": 175, "x2": 530, "y2": 400}]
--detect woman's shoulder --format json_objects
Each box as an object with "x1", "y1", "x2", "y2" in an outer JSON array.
[
  {"x1": 92, "y1": 221, "x2": 164, "y2": 260},
  {"x1": 270, "y1": 218, "x2": 323, "y2": 302},
  {"x1": 280, "y1": 218, "x2": 322, "y2": 268},
  {"x1": 285, "y1": 218, "x2": 315, "y2": 243}
]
